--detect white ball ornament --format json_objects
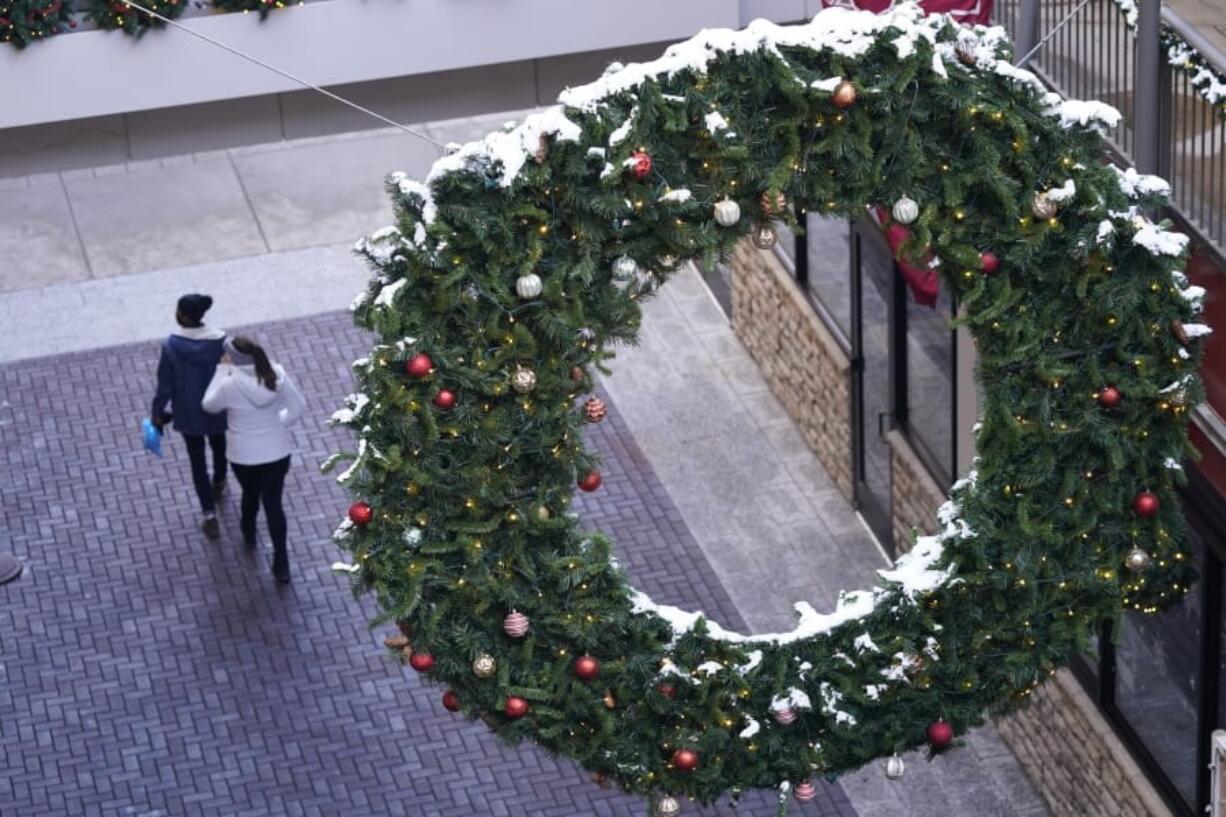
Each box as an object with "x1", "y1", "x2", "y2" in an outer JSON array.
[
  {"x1": 885, "y1": 755, "x2": 905, "y2": 780},
  {"x1": 892, "y1": 196, "x2": 919, "y2": 225},
  {"x1": 713, "y1": 198, "x2": 741, "y2": 227},
  {"x1": 515, "y1": 273, "x2": 543, "y2": 299}
]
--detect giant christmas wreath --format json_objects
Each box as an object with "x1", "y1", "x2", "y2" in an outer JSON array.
[{"x1": 327, "y1": 5, "x2": 1210, "y2": 813}]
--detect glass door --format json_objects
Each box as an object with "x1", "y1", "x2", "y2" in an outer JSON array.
[{"x1": 850, "y1": 218, "x2": 897, "y2": 554}]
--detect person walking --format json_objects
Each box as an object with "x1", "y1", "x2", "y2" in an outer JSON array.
[
  {"x1": 202, "y1": 336, "x2": 305, "y2": 583},
  {"x1": 151, "y1": 294, "x2": 228, "y2": 539}
]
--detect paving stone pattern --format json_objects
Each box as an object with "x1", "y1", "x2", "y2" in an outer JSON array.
[{"x1": 0, "y1": 311, "x2": 855, "y2": 817}]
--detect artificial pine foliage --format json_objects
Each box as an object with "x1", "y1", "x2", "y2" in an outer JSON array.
[
  {"x1": 211, "y1": 0, "x2": 291, "y2": 21},
  {"x1": 328, "y1": 6, "x2": 1209, "y2": 810},
  {"x1": 82, "y1": 0, "x2": 182, "y2": 36},
  {"x1": 0, "y1": 0, "x2": 73, "y2": 47}
]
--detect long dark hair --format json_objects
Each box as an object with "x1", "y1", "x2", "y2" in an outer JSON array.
[{"x1": 231, "y1": 336, "x2": 278, "y2": 391}]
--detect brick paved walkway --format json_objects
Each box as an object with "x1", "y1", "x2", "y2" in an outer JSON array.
[{"x1": 0, "y1": 311, "x2": 855, "y2": 817}]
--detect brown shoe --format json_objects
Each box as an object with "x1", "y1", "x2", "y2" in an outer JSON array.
[{"x1": 201, "y1": 517, "x2": 220, "y2": 539}]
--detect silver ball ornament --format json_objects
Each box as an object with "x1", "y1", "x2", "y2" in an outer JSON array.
[
  {"x1": 612, "y1": 255, "x2": 638, "y2": 279},
  {"x1": 511, "y1": 366, "x2": 537, "y2": 394},
  {"x1": 654, "y1": 795, "x2": 681, "y2": 817},
  {"x1": 1125, "y1": 546, "x2": 1152, "y2": 573},
  {"x1": 751, "y1": 224, "x2": 778, "y2": 250},
  {"x1": 515, "y1": 273, "x2": 543, "y2": 299},
  {"x1": 1032, "y1": 191, "x2": 1058, "y2": 220},
  {"x1": 891, "y1": 196, "x2": 919, "y2": 225},
  {"x1": 713, "y1": 198, "x2": 741, "y2": 227},
  {"x1": 885, "y1": 755, "x2": 905, "y2": 780}
]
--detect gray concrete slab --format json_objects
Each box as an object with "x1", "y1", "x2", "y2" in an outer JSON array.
[
  {"x1": 0, "y1": 178, "x2": 91, "y2": 291},
  {"x1": 229, "y1": 130, "x2": 442, "y2": 252},
  {"x1": 62, "y1": 158, "x2": 268, "y2": 278},
  {"x1": 0, "y1": 243, "x2": 367, "y2": 363}
]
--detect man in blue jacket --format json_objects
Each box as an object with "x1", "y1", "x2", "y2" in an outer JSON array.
[{"x1": 151, "y1": 294, "x2": 228, "y2": 539}]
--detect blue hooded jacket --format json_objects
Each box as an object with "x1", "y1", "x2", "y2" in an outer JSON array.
[{"x1": 151, "y1": 326, "x2": 228, "y2": 436}]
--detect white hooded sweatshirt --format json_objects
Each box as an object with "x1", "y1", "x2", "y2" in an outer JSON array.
[{"x1": 201, "y1": 362, "x2": 306, "y2": 465}]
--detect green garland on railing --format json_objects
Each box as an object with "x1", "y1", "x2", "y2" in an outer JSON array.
[
  {"x1": 209, "y1": 0, "x2": 297, "y2": 22},
  {"x1": 1112, "y1": 0, "x2": 1226, "y2": 116},
  {"x1": 82, "y1": 0, "x2": 183, "y2": 36},
  {"x1": 0, "y1": 0, "x2": 73, "y2": 47}
]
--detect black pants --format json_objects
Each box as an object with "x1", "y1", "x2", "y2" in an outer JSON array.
[
  {"x1": 232, "y1": 456, "x2": 291, "y2": 572},
  {"x1": 181, "y1": 433, "x2": 227, "y2": 514}
]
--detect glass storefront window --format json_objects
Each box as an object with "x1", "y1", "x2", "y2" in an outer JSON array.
[
  {"x1": 902, "y1": 282, "x2": 955, "y2": 486},
  {"x1": 1115, "y1": 529, "x2": 1205, "y2": 811}
]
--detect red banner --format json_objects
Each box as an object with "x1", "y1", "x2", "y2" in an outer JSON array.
[{"x1": 820, "y1": 0, "x2": 993, "y2": 26}]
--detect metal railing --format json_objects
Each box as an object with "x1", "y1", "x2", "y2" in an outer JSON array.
[{"x1": 994, "y1": 0, "x2": 1226, "y2": 258}]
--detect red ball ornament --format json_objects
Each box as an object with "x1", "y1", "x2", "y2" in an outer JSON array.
[
  {"x1": 1133, "y1": 491, "x2": 1160, "y2": 518},
  {"x1": 629, "y1": 150, "x2": 653, "y2": 180},
  {"x1": 1097, "y1": 386, "x2": 1122, "y2": 408},
  {"x1": 574, "y1": 655, "x2": 600, "y2": 681},
  {"x1": 432, "y1": 389, "x2": 457, "y2": 411},
  {"x1": 504, "y1": 696, "x2": 529, "y2": 719},
  {"x1": 656, "y1": 682, "x2": 677, "y2": 699},
  {"x1": 578, "y1": 471, "x2": 603, "y2": 492},
  {"x1": 348, "y1": 501, "x2": 373, "y2": 526},
  {"x1": 442, "y1": 690, "x2": 459, "y2": 712},
  {"x1": 926, "y1": 719, "x2": 954, "y2": 748},
  {"x1": 408, "y1": 652, "x2": 435, "y2": 672},
  {"x1": 979, "y1": 252, "x2": 999, "y2": 274},
  {"x1": 672, "y1": 748, "x2": 699, "y2": 772},
  {"x1": 405, "y1": 353, "x2": 432, "y2": 379}
]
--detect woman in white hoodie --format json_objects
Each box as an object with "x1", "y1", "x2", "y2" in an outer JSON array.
[{"x1": 202, "y1": 336, "x2": 306, "y2": 583}]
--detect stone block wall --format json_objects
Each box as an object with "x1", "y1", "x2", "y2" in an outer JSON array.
[
  {"x1": 729, "y1": 240, "x2": 854, "y2": 501},
  {"x1": 999, "y1": 670, "x2": 1174, "y2": 817},
  {"x1": 886, "y1": 428, "x2": 944, "y2": 556}
]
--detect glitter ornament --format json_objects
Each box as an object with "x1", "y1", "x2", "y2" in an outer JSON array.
[
  {"x1": 772, "y1": 706, "x2": 796, "y2": 725},
  {"x1": 348, "y1": 501, "x2": 373, "y2": 526},
  {"x1": 752, "y1": 224, "x2": 778, "y2": 250},
  {"x1": 583, "y1": 398, "x2": 607, "y2": 423},
  {"x1": 511, "y1": 367, "x2": 537, "y2": 394},
  {"x1": 503, "y1": 610, "x2": 530, "y2": 638},
  {"x1": 472, "y1": 654, "x2": 497, "y2": 678},
  {"x1": 612, "y1": 255, "x2": 638, "y2": 280},
  {"x1": 891, "y1": 196, "x2": 919, "y2": 225},
  {"x1": 654, "y1": 796, "x2": 681, "y2": 817},
  {"x1": 516, "y1": 273, "x2": 543, "y2": 299},
  {"x1": 793, "y1": 781, "x2": 818, "y2": 802},
  {"x1": 1032, "y1": 191, "x2": 1058, "y2": 219},
  {"x1": 714, "y1": 199, "x2": 741, "y2": 226},
  {"x1": 629, "y1": 150, "x2": 653, "y2": 179},
  {"x1": 1125, "y1": 546, "x2": 1152, "y2": 572}
]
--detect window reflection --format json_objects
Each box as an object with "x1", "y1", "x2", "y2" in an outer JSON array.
[{"x1": 904, "y1": 284, "x2": 954, "y2": 486}]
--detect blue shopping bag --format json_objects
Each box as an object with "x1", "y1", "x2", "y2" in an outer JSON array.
[{"x1": 141, "y1": 417, "x2": 164, "y2": 457}]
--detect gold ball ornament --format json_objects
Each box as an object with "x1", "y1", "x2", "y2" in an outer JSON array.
[
  {"x1": 831, "y1": 81, "x2": 857, "y2": 109},
  {"x1": 1031, "y1": 191, "x2": 1058, "y2": 220},
  {"x1": 534, "y1": 504, "x2": 551, "y2": 521},
  {"x1": 602, "y1": 690, "x2": 616, "y2": 709},
  {"x1": 511, "y1": 366, "x2": 537, "y2": 394},
  {"x1": 1125, "y1": 546, "x2": 1152, "y2": 572},
  {"x1": 751, "y1": 224, "x2": 778, "y2": 250},
  {"x1": 472, "y1": 654, "x2": 497, "y2": 678},
  {"x1": 654, "y1": 795, "x2": 682, "y2": 817}
]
